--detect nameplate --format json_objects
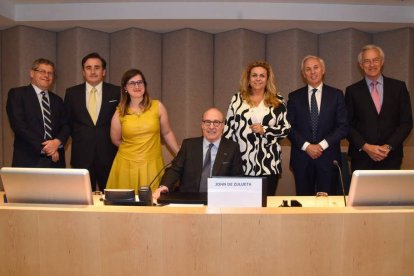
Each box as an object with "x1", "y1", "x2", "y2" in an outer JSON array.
[{"x1": 207, "y1": 177, "x2": 266, "y2": 207}]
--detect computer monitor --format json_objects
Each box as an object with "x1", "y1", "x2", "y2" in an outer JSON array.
[
  {"x1": 0, "y1": 167, "x2": 93, "y2": 205},
  {"x1": 347, "y1": 170, "x2": 414, "y2": 207}
]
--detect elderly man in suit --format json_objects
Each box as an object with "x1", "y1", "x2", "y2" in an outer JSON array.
[
  {"x1": 6, "y1": 58, "x2": 70, "y2": 168},
  {"x1": 64, "y1": 52, "x2": 120, "y2": 191},
  {"x1": 345, "y1": 44, "x2": 413, "y2": 171},
  {"x1": 287, "y1": 55, "x2": 348, "y2": 195},
  {"x1": 152, "y1": 107, "x2": 244, "y2": 199}
]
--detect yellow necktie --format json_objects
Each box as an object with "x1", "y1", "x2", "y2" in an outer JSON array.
[{"x1": 88, "y1": 87, "x2": 98, "y2": 124}]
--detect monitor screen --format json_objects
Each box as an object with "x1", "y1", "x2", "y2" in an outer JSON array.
[
  {"x1": 347, "y1": 170, "x2": 414, "y2": 207},
  {"x1": 1, "y1": 167, "x2": 93, "y2": 205}
]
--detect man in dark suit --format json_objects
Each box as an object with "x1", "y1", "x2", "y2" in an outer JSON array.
[
  {"x1": 6, "y1": 58, "x2": 70, "y2": 168},
  {"x1": 287, "y1": 55, "x2": 348, "y2": 195},
  {"x1": 152, "y1": 107, "x2": 244, "y2": 199},
  {"x1": 64, "y1": 52, "x2": 120, "y2": 191},
  {"x1": 345, "y1": 44, "x2": 413, "y2": 171}
]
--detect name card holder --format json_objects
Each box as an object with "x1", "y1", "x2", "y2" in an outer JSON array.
[{"x1": 207, "y1": 177, "x2": 267, "y2": 207}]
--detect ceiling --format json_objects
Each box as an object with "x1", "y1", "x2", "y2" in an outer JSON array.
[{"x1": 1, "y1": 0, "x2": 414, "y2": 34}]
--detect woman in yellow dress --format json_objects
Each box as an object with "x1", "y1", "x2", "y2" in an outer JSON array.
[{"x1": 106, "y1": 69, "x2": 179, "y2": 193}]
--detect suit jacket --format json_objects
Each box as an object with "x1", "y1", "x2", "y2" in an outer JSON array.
[
  {"x1": 287, "y1": 84, "x2": 348, "y2": 168},
  {"x1": 159, "y1": 136, "x2": 244, "y2": 192},
  {"x1": 64, "y1": 82, "x2": 120, "y2": 168},
  {"x1": 6, "y1": 84, "x2": 70, "y2": 167},
  {"x1": 345, "y1": 76, "x2": 413, "y2": 160}
]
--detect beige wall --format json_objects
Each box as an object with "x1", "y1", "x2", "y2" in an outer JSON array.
[{"x1": 1, "y1": 26, "x2": 414, "y2": 194}]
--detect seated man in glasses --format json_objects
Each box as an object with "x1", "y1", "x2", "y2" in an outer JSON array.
[{"x1": 152, "y1": 107, "x2": 244, "y2": 200}]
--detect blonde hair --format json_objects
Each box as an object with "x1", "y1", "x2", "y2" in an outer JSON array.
[{"x1": 239, "y1": 61, "x2": 281, "y2": 108}]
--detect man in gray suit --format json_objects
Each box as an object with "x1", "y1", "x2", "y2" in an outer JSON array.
[
  {"x1": 152, "y1": 107, "x2": 244, "y2": 199},
  {"x1": 64, "y1": 52, "x2": 120, "y2": 191}
]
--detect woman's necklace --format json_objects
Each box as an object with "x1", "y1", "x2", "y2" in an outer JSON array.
[{"x1": 129, "y1": 104, "x2": 143, "y2": 116}]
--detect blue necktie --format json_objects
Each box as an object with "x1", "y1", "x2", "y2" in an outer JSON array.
[
  {"x1": 310, "y1": 88, "x2": 318, "y2": 142},
  {"x1": 199, "y1": 143, "x2": 214, "y2": 192}
]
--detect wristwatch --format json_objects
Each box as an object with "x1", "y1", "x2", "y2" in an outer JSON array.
[{"x1": 386, "y1": 145, "x2": 393, "y2": 151}]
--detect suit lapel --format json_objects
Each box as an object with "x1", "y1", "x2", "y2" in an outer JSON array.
[
  {"x1": 195, "y1": 137, "x2": 204, "y2": 182},
  {"x1": 48, "y1": 92, "x2": 62, "y2": 132},
  {"x1": 212, "y1": 139, "x2": 227, "y2": 175},
  {"x1": 98, "y1": 83, "x2": 111, "y2": 125},
  {"x1": 318, "y1": 85, "x2": 331, "y2": 124},
  {"x1": 27, "y1": 85, "x2": 46, "y2": 130},
  {"x1": 80, "y1": 83, "x2": 89, "y2": 115},
  {"x1": 380, "y1": 77, "x2": 390, "y2": 115},
  {"x1": 298, "y1": 87, "x2": 313, "y2": 127},
  {"x1": 28, "y1": 85, "x2": 43, "y2": 119}
]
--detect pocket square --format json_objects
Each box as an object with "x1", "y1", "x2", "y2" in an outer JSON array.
[{"x1": 108, "y1": 99, "x2": 118, "y2": 103}]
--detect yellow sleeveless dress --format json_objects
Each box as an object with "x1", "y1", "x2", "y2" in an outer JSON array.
[{"x1": 106, "y1": 100, "x2": 164, "y2": 193}]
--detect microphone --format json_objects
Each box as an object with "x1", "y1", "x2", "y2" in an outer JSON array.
[
  {"x1": 139, "y1": 161, "x2": 172, "y2": 206},
  {"x1": 333, "y1": 160, "x2": 347, "y2": 207},
  {"x1": 147, "y1": 161, "x2": 172, "y2": 189}
]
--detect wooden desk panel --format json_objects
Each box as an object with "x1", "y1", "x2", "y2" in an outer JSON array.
[
  {"x1": 220, "y1": 209, "x2": 414, "y2": 276},
  {"x1": 0, "y1": 206, "x2": 222, "y2": 276},
  {"x1": 1, "y1": 197, "x2": 414, "y2": 276}
]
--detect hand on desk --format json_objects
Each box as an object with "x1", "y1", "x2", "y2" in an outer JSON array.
[{"x1": 152, "y1": 185, "x2": 169, "y2": 200}]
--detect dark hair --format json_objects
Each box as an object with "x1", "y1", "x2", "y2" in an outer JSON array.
[
  {"x1": 81, "y1": 52, "x2": 107, "y2": 69},
  {"x1": 118, "y1": 69, "x2": 151, "y2": 117}
]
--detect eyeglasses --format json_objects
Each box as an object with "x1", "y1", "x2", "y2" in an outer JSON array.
[
  {"x1": 362, "y1": 58, "x2": 382, "y2": 66},
  {"x1": 202, "y1": 120, "x2": 223, "y2": 127},
  {"x1": 127, "y1": 80, "x2": 145, "y2": 88},
  {"x1": 34, "y1": 69, "x2": 54, "y2": 77}
]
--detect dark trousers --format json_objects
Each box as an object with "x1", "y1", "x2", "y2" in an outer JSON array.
[
  {"x1": 86, "y1": 159, "x2": 112, "y2": 192},
  {"x1": 350, "y1": 154, "x2": 402, "y2": 172},
  {"x1": 293, "y1": 161, "x2": 338, "y2": 196},
  {"x1": 264, "y1": 174, "x2": 279, "y2": 196},
  {"x1": 244, "y1": 174, "x2": 279, "y2": 196}
]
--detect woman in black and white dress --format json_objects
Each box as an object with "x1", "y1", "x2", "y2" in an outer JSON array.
[{"x1": 223, "y1": 61, "x2": 291, "y2": 196}]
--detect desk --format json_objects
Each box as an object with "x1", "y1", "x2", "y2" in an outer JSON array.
[{"x1": 1, "y1": 193, "x2": 413, "y2": 276}]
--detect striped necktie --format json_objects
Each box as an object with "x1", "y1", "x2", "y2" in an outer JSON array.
[{"x1": 41, "y1": 91, "x2": 53, "y2": 140}]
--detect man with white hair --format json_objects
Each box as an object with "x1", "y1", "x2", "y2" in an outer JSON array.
[
  {"x1": 287, "y1": 55, "x2": 348, "y2": 196},
  {"x1": 345, "y1": 44, "x2": 412, "y2": 171}
]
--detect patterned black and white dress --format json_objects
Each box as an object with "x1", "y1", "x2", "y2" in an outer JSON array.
[{"x1": 223, "y1": 92, "x2": 291, "y2": 176}]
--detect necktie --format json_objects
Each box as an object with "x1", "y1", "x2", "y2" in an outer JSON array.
[
  {"x1": 370, "y1": 81, "x2": 381, "y2": 114},
  {"x1": 88, "y1": 87, "x2": 98, "y2": 124},
  {"x1": 41, "y1": 91, "x2": 53, "y2": 140},
  {"x1": 310, "y1": 88, "x2": 318, "y2": 142},
  {"x1": 199, "y1": 143, "x2": 214, "y2": 193}
]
